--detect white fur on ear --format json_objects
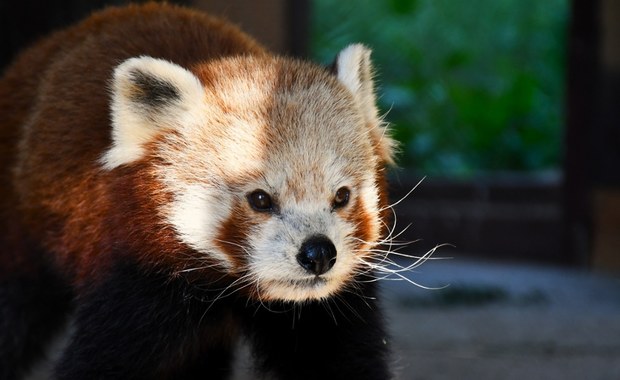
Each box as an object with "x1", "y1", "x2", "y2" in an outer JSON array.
[
  {"x1": 100, "y1": 56, "x2": 205, "y2": 170},
  {"x1": 334, "y1": 44, "x2": 396, "y2": 165},
  {"x1": 335, "y1": 44, "x2": 374, "y2": 102}
]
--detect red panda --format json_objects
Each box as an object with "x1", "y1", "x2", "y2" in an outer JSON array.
[{"x1": 0, "y1": 3, "x2": 396, "y2": 379}]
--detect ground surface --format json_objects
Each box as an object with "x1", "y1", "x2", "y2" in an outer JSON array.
[{"x1": 380, "y1": 258, "x2": 620, "y2": 380}]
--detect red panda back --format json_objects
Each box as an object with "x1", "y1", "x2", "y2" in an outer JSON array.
[{"x1": 0, "y1": 3, "x2": 266, "y2": 283}]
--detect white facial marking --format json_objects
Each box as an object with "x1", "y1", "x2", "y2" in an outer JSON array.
[
  {"x1": 336, "y1": 44, "x2": 368, "y2": 96},
  {"x1": 165, "y1": 183, "x2": 233, "y2": 270}
]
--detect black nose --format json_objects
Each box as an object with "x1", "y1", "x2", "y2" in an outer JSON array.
[{"x1": 297, "y1": 235, "x2": 337, "y2": 275}]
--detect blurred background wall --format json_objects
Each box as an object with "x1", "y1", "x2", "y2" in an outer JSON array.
[{"x1": 1, "y1": 0, "x2": 618, "y2": 271}]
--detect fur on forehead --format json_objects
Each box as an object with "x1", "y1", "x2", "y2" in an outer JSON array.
[
  {"x1": 262, "y1": 77, "x2": 378, "y2": 200},
  {"x1": 171, "y1": 55, "x2": 378, "y2": 176},
  {"x1": 198, "y1": 57, "x2": 381, "y2": 198}
]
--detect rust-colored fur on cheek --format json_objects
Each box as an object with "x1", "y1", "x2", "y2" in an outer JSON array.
[
  {"x1": 349, "y1": 197, "x2": 377, "y2": 250},
  {"x1": 215, "y1": 202, "x2": 259, "y2": 274},
  {"x1": 375, "y1": 167, "x2": 392, "y2": 239},
  {"x1": 348, "y1": 166, "x2": 391, "y2": 255}
]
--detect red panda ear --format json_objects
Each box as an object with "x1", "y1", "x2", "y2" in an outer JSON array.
[
  {"x1": 332, "y1": 44, "x2": 397, "y2": 165},
  {"x1": 100, "y1": 56, "x2": 205, "y2": 170}
]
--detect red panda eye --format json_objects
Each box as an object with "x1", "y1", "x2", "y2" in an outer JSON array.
[
  {"x1": 333, "y1": 187, "x2": 350, "y2": 209},
  {"x1": 248, "y1": 190, "x2": 273, "y2": 212}
]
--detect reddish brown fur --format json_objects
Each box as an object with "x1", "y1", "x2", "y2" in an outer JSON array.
[
  {"x1": 375, "y1": 166, "x2": 392, "y2": 239},
  {"x1": 215, "y1": 202, "x2": 262, "y2": 274},
  {"x1": 349, "y1": 197, "x2": 377, "y2": 250},
  {"x1": 0, "y1": 3, "x2": 266, "y2": 288}
]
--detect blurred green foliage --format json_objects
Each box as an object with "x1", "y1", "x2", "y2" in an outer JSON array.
[{"x1": 311, "y1": 0, "x2": 568, "y2": 176}]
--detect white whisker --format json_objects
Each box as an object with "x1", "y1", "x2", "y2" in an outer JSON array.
[
  {"x1": 379, "y1": 176, "x2": 425, "y2": 212},
  {"x1": 213, "y1": 238, "x2": 252, "y2": 255}
]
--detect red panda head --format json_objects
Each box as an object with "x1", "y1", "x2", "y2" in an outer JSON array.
[{"x1": 101, "y1": 45, "x2": 396, "y2": 302}]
